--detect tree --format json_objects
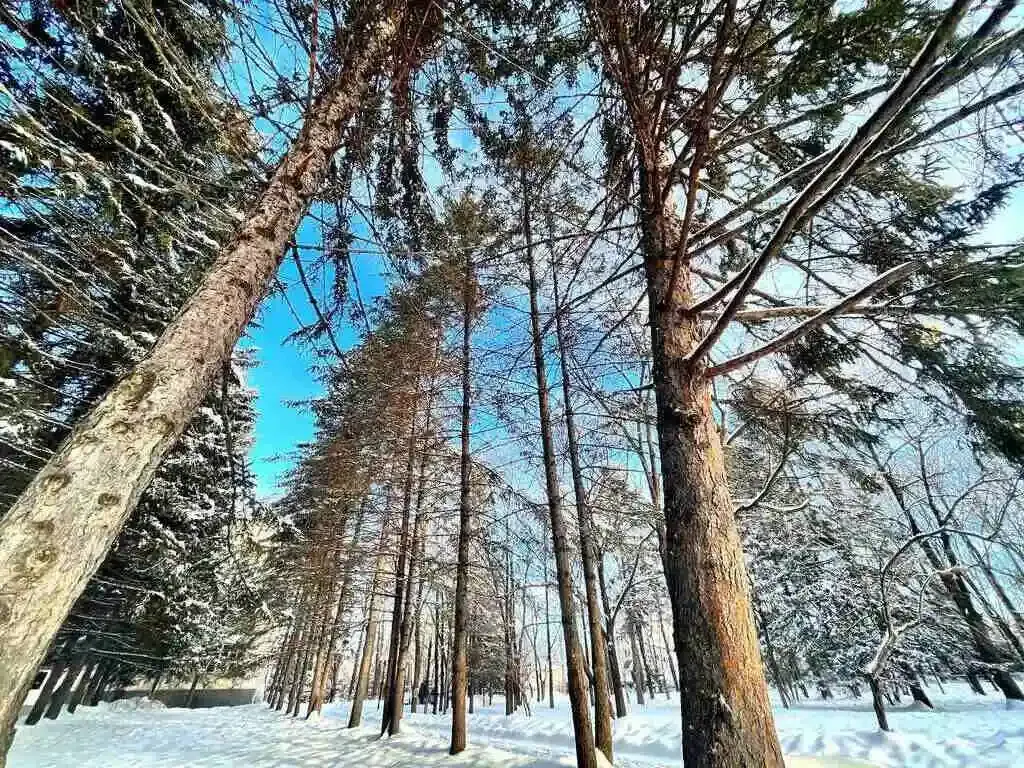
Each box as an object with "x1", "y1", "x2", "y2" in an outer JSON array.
[{"x1": 0, "y1": 1, "x2": 439, "y2": 754}]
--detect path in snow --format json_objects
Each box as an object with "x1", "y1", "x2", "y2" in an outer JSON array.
[{"x1": 8, "y1": 683, "x2": 1024, "y2": 767}]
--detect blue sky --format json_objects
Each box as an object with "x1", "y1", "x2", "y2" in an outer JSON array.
[{"x1": 242, "y1": 215, "x2": 387, "y2": 499}]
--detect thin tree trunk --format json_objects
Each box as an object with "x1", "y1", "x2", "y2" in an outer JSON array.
[
  {"x1": 629, "y1": 621, "x2": 646, "y2": 706},
  {"x1": 522, "y1": 166, "x2": 596, "y2": 768},
  {"x1": 411, "y1": 613, "x2": 422, "y2": 715},
  {"x1": 382, "y1": 399, "x2": 421, "y2": 735},
  {"x1": 0, "y1": 6, "x2": 414, "y2": 754},
  {"x1": 656, "y1": 603, "x2": 680, "y2": 694},
  {"x1": 347, "y1": 623, "x2": 366, "y2": 701},
  {"x1": 349, "y1": 538, "x2": 388, "y2": 728},
  {"x1": 450, "y1": 248, "x2": 474, "y2": 755},
  {"x1": 68, "y1": 661, "x2": 97, "y2": 714},
  {"x1": 550, "y1": 246, "x2": 614, "y2": 759},
  {"x1": 544, "y1": 540, "x2": 554, "y2": 710},
  {"x1": 597, "y1": 556, "x2": 628, "y2": 717}
]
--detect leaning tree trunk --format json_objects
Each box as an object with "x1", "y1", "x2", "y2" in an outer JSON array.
[
  {"x1": 639, "y1": 164, "x2": 784, "y2": 767},
  {"x1": 550, "y1": 256, "x2": 614, "y2": 762},
  {"x1": 522, "y1": 171, "x2": 597, "y2": 768},
  {"x1": 0, "y1": 3, "x2": 413, "y2": 758},
  {"x1": 450, "y1": 249, "x2": 474, "y2": 755},
  {"x1": 24, "y1": 661, "x2": 66, "y2": 726}
]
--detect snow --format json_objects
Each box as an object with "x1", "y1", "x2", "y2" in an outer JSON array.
[{"x1": 8, "y1": 683, "x2": 1024, "y2": 767}]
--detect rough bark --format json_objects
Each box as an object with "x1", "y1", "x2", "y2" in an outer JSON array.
[
  {"x1": 638, "y1": 159, "x2": 784, "y2": 767},
  {"x1": 450, "y1": 248, "x2": 474, "y2": 754},
  {"x1": 0, "y1": 4, "x2": 411, "y2": 755},
  {"x1": 522, "y1": 169, "x2": 597, "y2": 768}
]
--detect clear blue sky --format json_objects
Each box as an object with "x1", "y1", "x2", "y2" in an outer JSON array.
[{"x1": 242, "y1": 215, "x2": 386, "y2": 499}]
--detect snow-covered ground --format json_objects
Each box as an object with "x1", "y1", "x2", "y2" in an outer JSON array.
[{"x1": 8, "y1": 683, "x2": 1024, "y2": 767}]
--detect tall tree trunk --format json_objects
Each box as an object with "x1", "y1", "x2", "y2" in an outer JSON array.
[
  {"x1": 550, "y1": 251, "x2": 614, "y2": 759},
  {"x1": 638, "y1": 161, "x2": 784, "y2": 767},
  {"x1": 84, "y1": 661, "x2": 111, "y2": 706},
  {"x1": 0, "y1": 5, "x2": 415, "y2": 757},
  {"x1": 450, "y1": 249, "x2": 474, "y2": 754},
  {"x1": 186, "y1": 674, "x2": 201, "y2": 709},
  {"x1": 382, "y1": 399, "x2": 420, "y2": 735},
  {"x1": 433, "y1": 607, "x2": 441, "y2": 715},
  {"x1": 349, "y1": 535, "x2": 388, "y2": 729},
  {"x1": 522, "y1": 167, "x2": 597, "y2": 768},
  {"x1": 347, "y1": 623, "x2": 365, "y2": 701},
  {"x1": 386, "y1": 369, "x2": 437, "y2": 734},
  {"x1": 544, "y1": 540, "x2": 554, "y2": 710},
  {"x1": 411, "y1": 612, "x2": 422, "y2": 715},
  {"x1": 310, "y1": 503, "x2": 365, "y2": 715}
]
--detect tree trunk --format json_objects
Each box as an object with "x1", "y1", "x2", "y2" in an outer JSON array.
[
  {"x1": 522, "y1": 168, "x2": 596, "y2": 768},
  {"x1": 551, "y1": 258, "x2": 614, "y2": 756},
  {"x1": 411, "y1": 613, "x2": 422, "y2": 715},
  {"x1": 310, "y1": 503, "x2": 364, "y2": 714},
  {"x1": 544, "y1": 542, "x2": 554, "y2": 710},
  {"x1": 45, "y1": 652, "x2": 89, "y2": 719},
  {"x1": 597, "y1": 558, "x2": 628, "y2": 717},
  {"x1": 349, "y1": 539, "x2": 387, "y2": 728},
  {"x1": 25, "y1": 661, "x2": 66, "y2": 726},
  {"x1": 450, "y1": 248, "x2": 474, "y2": 755},
  {"x1": 635, "y1": 621, "x2": 656, "y2": 701},
  {"x1": 867, "y1": 676, "x2": 889, "y2": 731},
  {"x1": 380, "y1": 412, "x2": 419, "y2": 735},
  {"x1": 639, "y1": 167, "x2": 784, "y2": 767},
  {"x1": 346, "y1": 624, "x2": 365, "y2": 701},
  {"x1": 186, "y1": 674, "x2": 201, "y2": 709},
  {"x1": 629, "y1": 621, "x2": 646, "y2": 706},
  {"x1": 68, "y1": 661, "x2": 98, "y2": 714},
  {"x1": 84, "y1": 661, "x2": 112, "y2": 706},
  {"x1": 657, "y1": 603, "x2": 680, "y2": 694},
  {"x1": 0, "y1": 5, "x2": 413, "y2": 754}
]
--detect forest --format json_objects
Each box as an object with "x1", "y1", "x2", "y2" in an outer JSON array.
[{"x1": 1, "y1": 0, "x2": 1023, "y2": 766}]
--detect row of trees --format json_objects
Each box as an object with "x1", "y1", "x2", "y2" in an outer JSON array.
[{"x1": 2, "y1": 0, "x2": 1023, "y2": 766}]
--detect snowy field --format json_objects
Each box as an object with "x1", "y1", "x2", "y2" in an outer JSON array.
[{"x1": 8, "y1": 683, "x2": 1024, "y2": 767}]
